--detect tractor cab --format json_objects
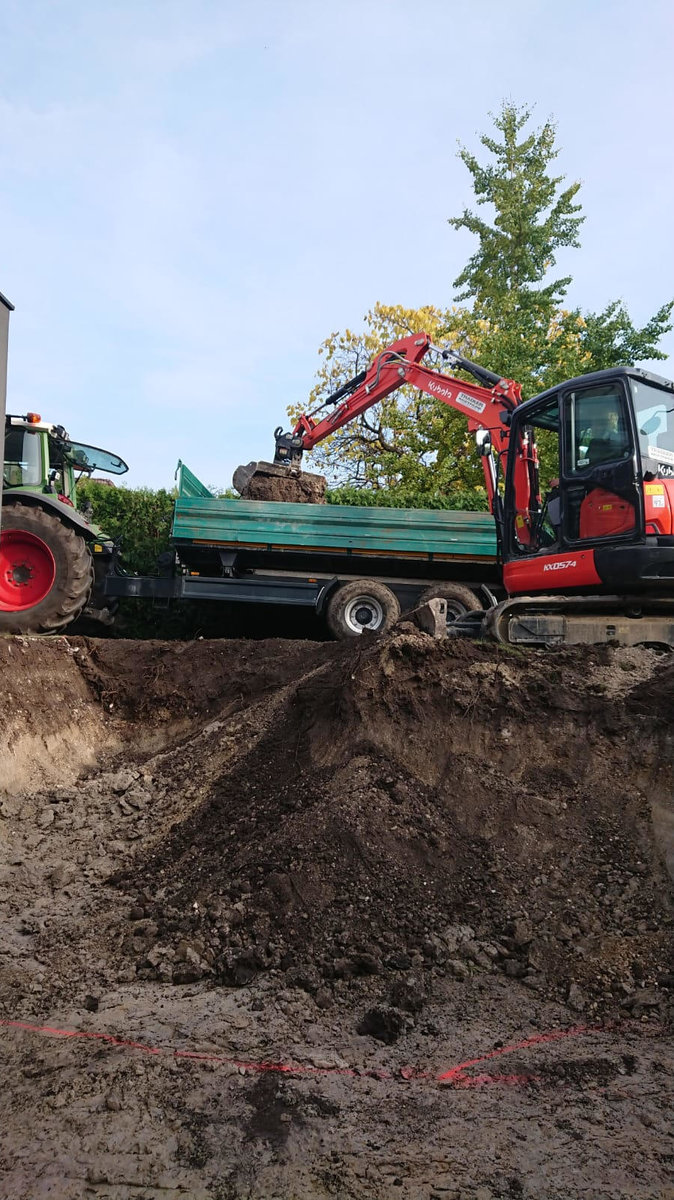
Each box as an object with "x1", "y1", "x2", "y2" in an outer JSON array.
[
  {"x1": 1, "y1": 414, "x2": 128, "y2": 635},
  {"x1": 3, "y1": 413, "x2": 128, "y2": 504},
  {"x1": 500, "y1": 367, "x2": 674, "y2": 595}
]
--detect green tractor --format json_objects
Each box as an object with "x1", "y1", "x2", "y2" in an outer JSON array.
[{"x1": 1, "y1": 411, "x2": 128, "y2": 634}]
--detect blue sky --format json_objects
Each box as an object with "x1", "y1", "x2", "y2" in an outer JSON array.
[{"x1": 1, "y1": 0, "x2": 672, "y2": 488}]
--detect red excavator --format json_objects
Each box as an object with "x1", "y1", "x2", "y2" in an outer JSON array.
[{"x1": 247, "y1": 332, "x2": 674, "y2": 646}]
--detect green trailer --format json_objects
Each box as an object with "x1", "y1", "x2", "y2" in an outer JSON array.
[
  {"x1": 170, "y1": 464, "x2": 499, "y2": 637},
  {"x1": 173, "y1": 483, "x2": 495, "y2": 564},
  {"x1": 107, "y1": 461, "x2": 500, "y2": 638}
]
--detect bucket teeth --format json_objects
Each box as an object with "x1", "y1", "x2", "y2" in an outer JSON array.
[{"x1": 232, "y1": 461, "x2": 299, "y2": 493}]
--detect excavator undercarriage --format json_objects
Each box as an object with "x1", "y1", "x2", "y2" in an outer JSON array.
[{"x1": 483, "y1": 593, "x2": 674, "y2": 648}]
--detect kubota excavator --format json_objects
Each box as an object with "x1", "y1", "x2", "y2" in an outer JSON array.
[{"x1": 243, "y1": 332, "x2": 674, "y2": 646}]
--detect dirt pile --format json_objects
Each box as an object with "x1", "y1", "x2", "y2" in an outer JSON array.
[
  {"x1": 107, "y1": 634, "x2": 674, "y2": 1017},
  {"x1": 0, "y1": 637, "x2": 118, "y2": 794},
  {"x1": 0, "y1": 634, "x2": 339, "y2": 790},
  {"x1": 75, "y1": 635, "x2": 340, "y2": 721},
  {"x1": 233, "y1": 461, "x2": 327, "y2": 503}
]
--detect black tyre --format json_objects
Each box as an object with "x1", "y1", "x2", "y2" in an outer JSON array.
[
  {"x1": 326, "y1": 579, "x2": 401, "y2": 640},
  {"x1": 0, "y1": 502, "x2": 94, "y2": 634},
  {"x1": 418, "y1": 583, "x2": 482, "y2": 627}
]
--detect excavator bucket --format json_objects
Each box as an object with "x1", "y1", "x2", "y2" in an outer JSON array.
[
  {"x1": 232, "y1": 460, "x2": 327, "y2": 504},
  {"x1": 232, "y1": 460, "x2": 278, "y2": 496}
]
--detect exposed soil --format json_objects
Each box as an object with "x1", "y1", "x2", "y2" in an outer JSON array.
[
  {"x1": 235, "y1": 464, "x2": 327, "y2": 503},
  {"x1": 1, "y1": 630, "x2": 673, "y2": 1198}
]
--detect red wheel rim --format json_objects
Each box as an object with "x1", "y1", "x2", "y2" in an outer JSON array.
[{"x1": 0, "y1": 529, "x2": 56, "y2": 612}]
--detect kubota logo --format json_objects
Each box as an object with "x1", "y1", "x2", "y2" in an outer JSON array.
[
  {"x1": 426, "y1": 381, "x2": 487, "y2": 414},
  {"x1": 543, "y1": 560, "x2": 577, "y2": 571},
  {"x1": 427, "y1": 380, "x2": 453, "y2": 399}
]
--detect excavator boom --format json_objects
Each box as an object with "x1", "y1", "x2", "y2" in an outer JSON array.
[{"x1": 261, "y1": 333, "x2": 526, "y2": 514}]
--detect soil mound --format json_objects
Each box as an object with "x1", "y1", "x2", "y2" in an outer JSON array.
[
  {"x1": 0, "y1": 635, "x2": 340, "y2": 791},
  {"x1": 115, "y1": 634, "x2": 674, "y2": 1015},
  {"x1": 234, "y1": 462, "x2": 327, "y2": 503},
  {"x1": 76, "y1": 635, "x2": 339, "y2": 721}
]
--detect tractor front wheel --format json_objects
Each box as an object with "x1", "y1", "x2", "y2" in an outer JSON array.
[{"x1": 0, "y1": 503, "x2": 94, "y2": 634}]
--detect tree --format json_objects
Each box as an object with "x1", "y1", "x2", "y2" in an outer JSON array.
[
  {"x1": 448, "y1": 102, "x2": 672, "y2": 395},
  {"x1": 450, "y1": 103, "x2": 584, "y2": 314},
  {"x1": 577, "y1": 300, "x2": 674, "y2": 369},
  {"x1": 292, "y1": 103, "x2": 672, "y2": 494}
]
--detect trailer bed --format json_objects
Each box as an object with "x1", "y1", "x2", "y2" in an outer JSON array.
[{"x1": 172, "y1": 496, "x2": 497, "y2": 563}]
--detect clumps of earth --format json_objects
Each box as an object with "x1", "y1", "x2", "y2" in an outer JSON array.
[
  {"x1": 2, "y1": 631, "x2": 673, "y2": 1036},
  {"x1": 233, "y1": 461, "x2": 327, "y2": 503},
  {"x1": 101, "y1": 633, "x2": 674, "y2": 1023}
]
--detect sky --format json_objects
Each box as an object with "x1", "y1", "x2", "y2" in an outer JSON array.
[{"x1": 1, "y1": 0, "x2": 672, "y2": 489}]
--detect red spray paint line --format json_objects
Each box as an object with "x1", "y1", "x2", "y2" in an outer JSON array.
[
  {"x1": 0, "y1": 1017, "x2": 605, "y2": 1087},
  {"x1": 436, "y1": 1023, "x2": 602, "y2": 1084}
]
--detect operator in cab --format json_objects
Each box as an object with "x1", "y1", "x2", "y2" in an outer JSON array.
[{"x1": 584, "y1": 406, "x2": 631, "y2": 466}]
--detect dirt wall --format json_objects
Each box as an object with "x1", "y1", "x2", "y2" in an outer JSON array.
[{"x1": 1, "y1": 631, "x2": 673, "y2": 1198}]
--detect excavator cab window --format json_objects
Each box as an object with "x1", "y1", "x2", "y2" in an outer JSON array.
[
  {"x1": 505, "y1": 377, "x2": 642, "y2": 557},
  {"x1": 564, "y1": 385, "x2": 631, "y2": 474},
  {"x1": 561, "y1": 382, "x2": 639, "y2": 542},
  {"x1": 632, "y1": 378, "x2": 674, "y2": 477}
]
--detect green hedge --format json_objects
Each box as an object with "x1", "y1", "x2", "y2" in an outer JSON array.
[
  {"x1": 326, "y1": 485, "x2": 489, "y2": 511},
  {"x1": 77, "y1": 480, "x2": 175, "y2": 574}
]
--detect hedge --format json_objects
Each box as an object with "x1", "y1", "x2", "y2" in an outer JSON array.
[
  {"x1": 77, "y1": 480, "x2": 175, "y2": 575},
  {"x1": 326, "y1": 485, "x2": 489, "y2": 511}
]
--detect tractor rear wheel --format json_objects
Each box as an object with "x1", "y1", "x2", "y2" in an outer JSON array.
[{"x1": 0, "y1": 502, "x2": 94, "y2": 634}]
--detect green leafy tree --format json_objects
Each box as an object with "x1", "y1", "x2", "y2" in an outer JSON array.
[
  {"x1": 449, "y1": 102, "x2": 672, "y2": 395},
  {"x1": 450, "y1": 103, "x2": 584, "y2": 314},
  {"x1": 576, "y1": 300, "x2": 674, "y2": 369},
  {"x1": 294, "y1": 103, "x2": 672, "y2": 498}
]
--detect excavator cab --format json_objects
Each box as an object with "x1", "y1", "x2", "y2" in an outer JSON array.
[{"x1": 501, "y1": 367, "x2": 674, "y2": 597}]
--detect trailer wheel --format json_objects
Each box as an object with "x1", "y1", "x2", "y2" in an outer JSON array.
[
  {"x1": 418, "y1": 583, "x2": 481, "y2": 628},
  {"x1": 0, "y1": 502, "x2": 94, "y2": 634},
  {"x1": 326, "y1": 580, "x2": 400, "y2": 640}
]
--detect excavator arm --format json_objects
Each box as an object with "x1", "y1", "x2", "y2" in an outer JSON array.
[{"x1": 273, "y1": 332, "x2": 526, "y2": 515}]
